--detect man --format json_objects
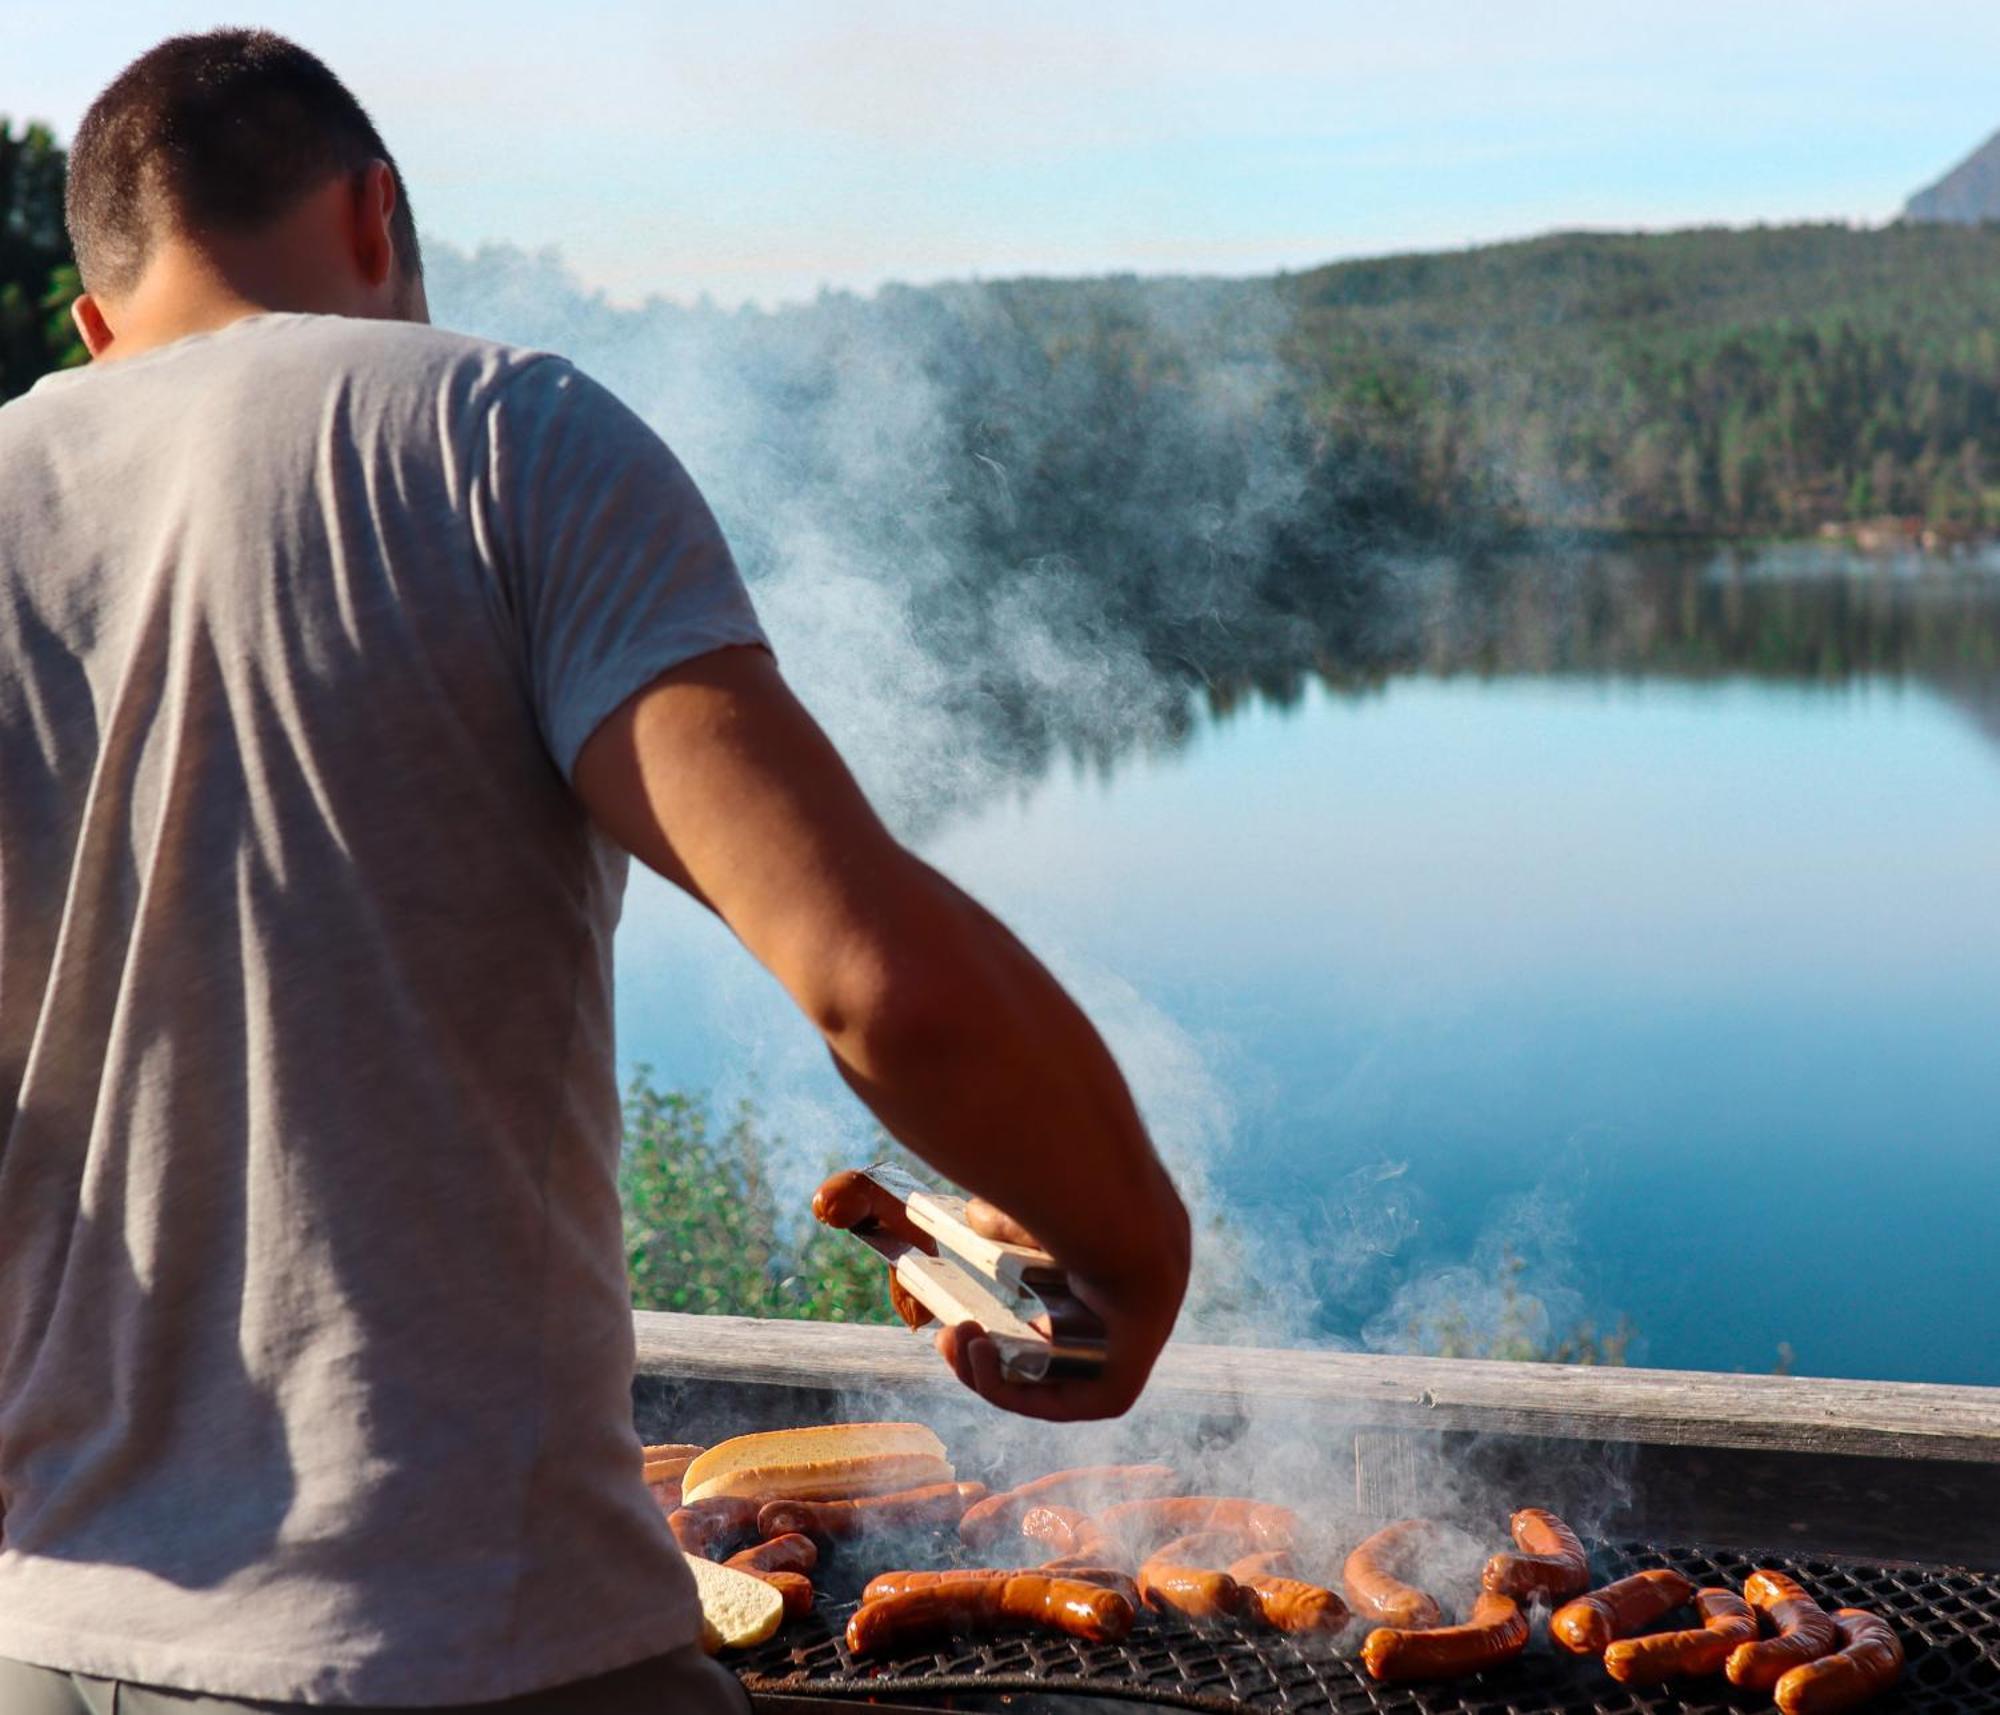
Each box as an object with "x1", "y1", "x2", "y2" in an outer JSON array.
[{"x1": 0, "y1": 29, "x2": 1190, "y2": 1715}]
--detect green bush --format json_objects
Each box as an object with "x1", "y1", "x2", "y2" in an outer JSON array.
[
  {"x1": 1393, "y1": 1249, "x2": 1635, "y2": 1366},
  {"x1": 619, "y1": 1066, "x2": 900, "y2": 1323},
  {"x1": 618, "y1": 1072, "x2": 1675, "y2": 1369}
]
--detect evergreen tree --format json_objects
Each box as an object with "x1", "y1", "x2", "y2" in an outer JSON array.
[{"x1": 0, "y1": 119, "x2": 80, "y2": 396}]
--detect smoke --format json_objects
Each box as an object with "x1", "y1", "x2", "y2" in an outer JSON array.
[
  {"x1": 428, "y1": 243, "x2": 1332, "y2": 835},
  {"x1": 1362, "y1": 1185, "x2": 1625, "y2": 1364},
  {"x1": 428, "y1": 242, "x2": 1353, "y2": 1325},
  {"x1": 428, "y1": 245, "x2": 1631, "y2": 1445}
]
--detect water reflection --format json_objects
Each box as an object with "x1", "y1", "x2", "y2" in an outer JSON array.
[
  {"x1": 616, "y1": 545, "x2": 2000, "y2": 1384},
  {"x1": 1197, "y1": 543, "x2": 2000, "y2": 744},
  {"x1": 976, "y1": 542, "x2": 2000, "y2": 812},
  {"x1": 911, "y1": 546, "x2": 2000, "y2": 1384}
]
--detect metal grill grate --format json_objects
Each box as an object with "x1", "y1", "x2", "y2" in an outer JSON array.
[{"x1": 732, "y1": 1541, "x2": 2000, "y2": 1714}]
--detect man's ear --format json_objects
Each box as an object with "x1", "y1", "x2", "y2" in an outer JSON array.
[
  {"x1": 351, "y1": 160, "x2": 398, "y2": 290},
  {"x1": 71, "y1": 293, "x2": 115, "y2": 359}
]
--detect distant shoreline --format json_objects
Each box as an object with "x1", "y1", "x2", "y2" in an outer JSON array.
[{"x1": 1518, "y1": 521, "x2": 1999, "y2": 556}]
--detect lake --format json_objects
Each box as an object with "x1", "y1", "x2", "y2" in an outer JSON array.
[{"x1": 615, "y1": 545, "x2": 2000, "y2": 1386}]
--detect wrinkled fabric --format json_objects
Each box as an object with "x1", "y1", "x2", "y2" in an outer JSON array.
[
  {"x1": 0, "y1": 314, "x2": 766, "y2": 1704},
  {"x1": 0, "y1": 1645, "x2": 751, "y2": 1713}
]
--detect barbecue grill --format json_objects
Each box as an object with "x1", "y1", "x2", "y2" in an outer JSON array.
[
  {"x1": 632, "y1": 1312, "x2": 2000, "y2": 1714},
  {"x1": 733, "y1": 1543, "x2": 2000, "y2": 1714}
]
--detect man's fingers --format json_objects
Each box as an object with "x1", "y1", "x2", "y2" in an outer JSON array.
[
  {"x1": 965, "y1": 1368, "x2": 1143, "y2": 1422},
  {"x1": 964, "y1": 1199, "x2": 1042, "y2": 1249},
  {"x1": 937, "y1": 1320, "x2": 1016, "y2": 1401},
  {"x1": 935, "y1": 1319, "x2": 1143, "y2": 1422},
  {"x1": 935, "y1": 1320, "x2": 980, "y2": 1389},
  {"x1": 963, "y1": 1326, "x2": 1010, "y2": 1398}
]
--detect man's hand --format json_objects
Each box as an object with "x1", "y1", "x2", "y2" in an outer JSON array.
[
  {"x1": 573, "y1": 647, "x2": 1190, "y2": 1419},
  {"x1": 936, "y1": 1195, "x2": 1189, "y2": 1421},
  {"x1": 963, "y1": 1199, "x2": 1040, "y2": 1249}
]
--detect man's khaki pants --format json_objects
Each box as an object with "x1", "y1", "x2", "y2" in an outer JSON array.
[{"x1": 0, "y1": 1646, "x2": 751, "y2": 1713}]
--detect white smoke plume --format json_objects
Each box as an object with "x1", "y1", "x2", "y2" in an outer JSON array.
[
  {"x1": 428, "y1": 243, "x2": 1322, "y2": 836},
  {"x1": 429, "y1": 243, "x2": 1617, "y2": 1374}
]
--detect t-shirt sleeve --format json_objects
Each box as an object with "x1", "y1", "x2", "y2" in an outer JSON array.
[{"x1": 473, "y1": 354, "x2": 769, "y2": 781}]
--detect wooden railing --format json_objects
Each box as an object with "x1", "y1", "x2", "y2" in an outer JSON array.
[
  {"x1": 633, "y1": 1311, "x2": 2000, "y2": 1463},
  {"x1": 632, "y1": 1312, "x2": 2000, "y2": 1567}
]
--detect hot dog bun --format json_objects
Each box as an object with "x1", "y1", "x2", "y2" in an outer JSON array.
[
  {"x1": 642, "y1": 1443, "x2": 705, "y2": 1482},
  {"x1": 680, "y1": 1422, "x2": 952, "y2": 1505},
  {"x1": 686, "y1": 1555, "x2": 786, "y2": 1652}
]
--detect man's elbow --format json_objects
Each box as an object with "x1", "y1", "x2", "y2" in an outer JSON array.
[{"x1": 807, "y1": 918, "x2": 1006, "y2": 1080}]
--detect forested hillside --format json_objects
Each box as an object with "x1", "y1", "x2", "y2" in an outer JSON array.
[
  {"x1": 7, "y1": 115, "x2": 2000, "y2": 541},
  {"x1": 1278, "y1": 222, "x2": 2000, "y2": 535}
]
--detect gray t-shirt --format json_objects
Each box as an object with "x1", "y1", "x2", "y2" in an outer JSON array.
[{"x1": 0, "y1": 313, "x2": 766, "y2": 1704}]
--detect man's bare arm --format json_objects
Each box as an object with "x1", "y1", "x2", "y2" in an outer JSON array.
[{"x1": 572, "y1": 645, "x2": 1189, "y2": 1419}]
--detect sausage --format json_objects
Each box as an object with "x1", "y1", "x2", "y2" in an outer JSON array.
[
  {"x1": 1041, "y1": 1550, "x2": 1138, "y2": 1579},
  {"x1": 1773, "y1": 1609, "x2": 1904, "y2": 1715},
  {"x1": 1362, "y1": 1592, "x2": 1529, "y2": 1682},
  {"x1": 846, "y1": 1575, "x2": 1136, "y2": 1655},
  {"x1": 1097, "y1": 1496, "x2": 1299, "y2": 1555},
  {"x1": 886, "y1": 1270, "x2": 932, "y2": 1330},
  {"x1": 1551, "y1": 1569, "x2": 1695, "y2": 1655},
  {"x1": 864, "y1": 1567, "x2": 1018, "y2": 1601},
  {"x1": 725, "y1": 1532, "x2": 819, "y2": 1576},
  {"x1": 1068, "y1": 1523, "x2": 1124, "y2": 1565},
  {"x1": 1727, "y1": 1570, "x2": 1841, "y2": 1690},
  {"x1": 758, "y1": 1481, "x2": 987, "y2": 1543},
  {"x1": 958, "y1": 1465, "x2": 1183, "y2": 1549},
  {"x1": 811, "y1": 1170, "x2": 937, "y2": 1252},
  {"x1": 1153, "y1": 1530, "x2": 1262, "y2": 1567},
  {"x1": 1138, "y1": 1532, "x2": 1341, "y2": 1634},
  {"x1": 647, "y1": 1477, "x2": 683, "y2": 1515},
  {"x1": 1603, "y1": 1587, "x2": 1757, "y2": 1684},
  {"x1": 865, "y1": 1565, "x2": 1144, "y2": 1609},
  {"x1": 1135, "y1": 1558, "x2": 1243, "y2": 1622},
  {"x1": 1036, "y1": 1567, "x2": 1143, "y2": 1606},
  {"x1": 1229, "y1": 1551, "x2": 1299, "y2": 1581},
  {"x1": 1022, "y1": 1505, "x2": 1134, "y2": 1564},
  {"x1": 1343, "y1": 1520, "x2": 1445, "y2": 1630},
  {"x1": 1020, "y1": 1504, "x2": 1088, "y2": 1554},
  {"x1": 1037, "y1": 1508, "x2": 1132, "y2": 1570},
  {"x1": 1481, "y1": 1507, "x2": 1590, "y2": 1603},
  {"x1": 1237, "y1": 1573, "x2": 1349, "y2": 1635},
  {"x1": 668, "y1": 1497, "x2": 761, "y2": 1560},
  {"x1": 747, "y1": 1568, "x2": 814, "y2": 1622}
]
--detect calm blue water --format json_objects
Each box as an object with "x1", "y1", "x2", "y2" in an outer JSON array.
[{"x1": 617, "y1": 622, "x2": 2000, "y2": 1384}]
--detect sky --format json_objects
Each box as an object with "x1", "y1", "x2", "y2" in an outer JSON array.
[{"x1": 12, "y1": 0, "x2": 2000, "y2": 306}]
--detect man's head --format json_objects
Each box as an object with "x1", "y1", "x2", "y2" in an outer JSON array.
[{"x1": 67, "y1": 29, "x2": 426, "y2": 356}]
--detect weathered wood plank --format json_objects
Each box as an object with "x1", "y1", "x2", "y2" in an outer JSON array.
[
  {"x1": 631, "y1": 1311, "x2": 2000, "y2": 1465},
  {"x1": 1352, "y1": 1430, "x2": 1428, "y2": 1517}
]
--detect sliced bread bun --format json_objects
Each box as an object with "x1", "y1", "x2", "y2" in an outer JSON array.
[
  {"x1": 689, "y1": 1449, "x2": 954, "y2": 1504},
  {"x1": 686, "y1": 1554, "x2": 785, "y2": 1652},
  {"x1": 680, "y1": 1423, "x2": 950, "y2": 1506},
  {"x1": 641, "y1": 1442, "x2": 704, "y2": 1482}
]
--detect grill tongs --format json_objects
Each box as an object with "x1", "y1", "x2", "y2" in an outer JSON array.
[{"x1": 823, "y1": 1164, "x2": 1108, "y2": 1382}]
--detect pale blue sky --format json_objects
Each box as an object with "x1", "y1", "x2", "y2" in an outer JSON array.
[{"x1": 13, "y1": 1, "x2": 2000, "y2": 304}]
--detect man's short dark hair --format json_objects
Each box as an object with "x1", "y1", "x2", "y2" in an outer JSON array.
[{"x1": 66, "y1": 28, "x2": 422, "y2": 298}]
